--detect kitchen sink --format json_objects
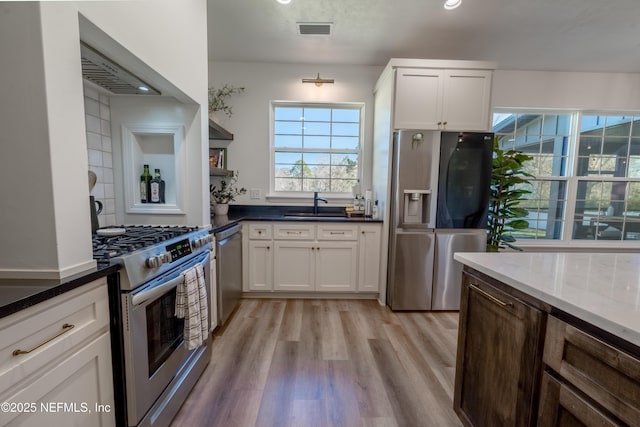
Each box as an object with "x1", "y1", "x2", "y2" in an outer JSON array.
[{"x1": 283, "y1": 212, "x2": 347, "y2": 219}]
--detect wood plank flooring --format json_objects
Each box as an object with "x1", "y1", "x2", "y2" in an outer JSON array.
[{"x1": 170, "y1": 299, "x2": 462, "y2": 427}]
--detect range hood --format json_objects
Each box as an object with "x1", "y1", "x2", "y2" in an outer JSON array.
[{"x1": 80, "y1": 42, "x2": 160, "y2": 95}]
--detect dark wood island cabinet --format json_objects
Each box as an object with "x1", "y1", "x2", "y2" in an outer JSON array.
[{"x1": 453, "y1": 255, "x2": 640, "y2": 427}]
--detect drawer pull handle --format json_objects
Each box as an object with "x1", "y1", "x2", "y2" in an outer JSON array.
[
  {"x1": 286, "y1": 231, "x2": 302, "y2": 235},
  {"x1": 13, "y1": 323, "x2": 75, "y2": 356},
  {"x1": 469, "y1": 284, "x2": 513, "y2": 308},
  {"x1": 330, "y1": 231, "x2": 345, "y2": 235}
]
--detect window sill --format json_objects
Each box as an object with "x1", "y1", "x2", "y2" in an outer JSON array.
[{"x1": 265, "y1": 192, "x2": 353, "y2": 205}]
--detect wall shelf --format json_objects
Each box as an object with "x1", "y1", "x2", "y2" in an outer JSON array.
[
  {"x1": 210, "y1": 167, "x2": 234, "y2": 177},
  {"x1": 209, "y1": 119, "x2": 233, "y2": 140}
]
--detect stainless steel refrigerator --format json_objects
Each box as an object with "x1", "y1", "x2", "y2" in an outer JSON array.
[{"x1": 387, "y1": 130, "x2": 493, "y2": 310}]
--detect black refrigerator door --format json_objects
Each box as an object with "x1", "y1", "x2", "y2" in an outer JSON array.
[{"x1": 436, "y1": 132, "x2": 493, "y2": 228}]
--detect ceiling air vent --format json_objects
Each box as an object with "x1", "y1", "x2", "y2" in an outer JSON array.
[
  {"x1": 80, "y1": 42, "x2": 160, "y2": 95},
  {"x1": 297, "y1": 22, "x2": 332, "y2": 36}
]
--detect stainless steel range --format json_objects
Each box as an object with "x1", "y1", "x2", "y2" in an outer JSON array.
[{"x1": 94, "y1": 226, "x2": 214, "y2": 427}]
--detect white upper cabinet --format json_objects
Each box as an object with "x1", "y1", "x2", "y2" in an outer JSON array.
[{"x1": 393, "y1": 67, "x2": 492, "y2": 131}]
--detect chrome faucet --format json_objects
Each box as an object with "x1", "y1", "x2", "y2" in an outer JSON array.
[{"x1": 313, "y1": 191, "x2": 328, "y2": 215}]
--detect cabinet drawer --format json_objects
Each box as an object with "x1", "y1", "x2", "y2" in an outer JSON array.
[
  {"x1": 248, "y1": 223, "x2": 272, "y2": 240},
  {"x1": 274, "y1": 223, "x2": 315, "y2": 240},
  {"x1": 317, "y1": 224, "x2": 357, "y2": 241},
  {"x1": 0, "y1": 279, "x2": 109, "y2": 396},
  {"x1": 538, "y1": 372, "x2": 620, "y2": 427},
  {"x1": 543, "y1": 315, "x2": 640, "y2": 426}
]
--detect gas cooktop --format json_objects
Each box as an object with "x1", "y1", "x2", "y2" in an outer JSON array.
[{"x1": 92, "y1": 226, "x2": 199, "y2": 265}]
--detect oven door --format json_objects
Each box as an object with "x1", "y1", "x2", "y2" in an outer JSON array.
[{"x1": 122, "y1": 250, "x2": 210, "y2": 426}]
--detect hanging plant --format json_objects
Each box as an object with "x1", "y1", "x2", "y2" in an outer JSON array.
[
  {"x1": 208, "y1": 84, "x2": 245, "y2": 117},
  {"x1": 486, "y1": 137, "x2": 535, "y2": 252}
]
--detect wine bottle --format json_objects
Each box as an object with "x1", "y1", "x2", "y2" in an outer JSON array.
[
  {"x1": 150, "y1": 168, "x2": 165, "y2": 203},
  {"x1": 140, "y1": 164, "x2": 151, "y2": 203}
]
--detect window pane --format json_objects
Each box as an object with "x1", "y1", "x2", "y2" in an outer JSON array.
[
  {"x1": 303, "y1": 179, "x2": 330, "y2": 192},
  {"x1": 332, "y1": 109, "x2": 360, "y2": 122},
  {"x1": 303, "y1": 152, "x2": 331, "y2": 166},
  {"x1": 303, "y1": 108, "x2": 330, "y2": 121},
  {"x1": 604, "y1": 116, "x2": 632, "y2": 136},
  {"x1": 275, "y1": 152, "x2": 302, "y2": 164},
  {"x1": 304, "y1": 136, "x2": 330, "y2": 149},
  {"x1": 602, "y1": 137, "x2": 628, "y2": 156},
  {"x1": 581, "y1": 115, "x2": 606, "y2": 133},
  {"x1": 274, "y1": 135, "x2": 302, "y2": 148},
  {"x1": 275, "y1": 107, "x2": 302, "y2": 121},
  {"x1": 332, "y1": 122, "x2": 360, "y2": 136},
  {"x1": 275, "y1": 121, "x2": 302, "y2": 135},
  {"x1": 275, "y1": 177, "x2": 302, "y2": 191},
  {"x1": 542, "y1": 114, "x2": 571, "y2": 136},
  {"x1": 304, "y1": 122, "x2": 331, "y2": 135},
  {"x1": 332, "y1": 136, "x2": 359, "y2": 150},
  {"x1": 331, "y1": 178, "x2": 358, "y2": 192},
  {"x1": 631, "y1": 118, "x2": 640, "y2": 137}
]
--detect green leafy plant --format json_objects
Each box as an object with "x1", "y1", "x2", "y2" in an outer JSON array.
[
  {"x1": 208, "y1": 84, "x2": 245, "y2": 117},
  {"x1": 487, "y1": 138, "x2": 535, "y2": 252},
  {"x1": 209, "y1": 172, "x2": 247, "y2": 204}
]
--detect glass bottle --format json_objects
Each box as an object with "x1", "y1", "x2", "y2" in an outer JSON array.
[
  {"x1": 150, "y1": 168, "x2": 165, "y2": 203},
  {"x1": 140, "y1": 164, "x2": 151, "y2": 203}
]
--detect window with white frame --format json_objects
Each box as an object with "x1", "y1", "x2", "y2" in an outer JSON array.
[
  {"x1": 493, "y1": 111, "x2": 640, "y2": 242},
  {"x1": 271, "y1": 102, "x2": 362, "y2": 194}
]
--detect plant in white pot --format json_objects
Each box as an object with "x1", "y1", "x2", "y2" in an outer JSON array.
[{"x1": 210, "y1": 172, "x2": 246, "y2": 216}]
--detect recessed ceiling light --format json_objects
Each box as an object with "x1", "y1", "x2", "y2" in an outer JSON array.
[
  {"x1": 277, "y1": 0, "x2": 292, "y2": 4},
  {"x1": 444, "y1": 0, "x2": 461, "y2": 10},
  {"x1": 138, "y1": 86, "x2": 150, "y2": 92}
]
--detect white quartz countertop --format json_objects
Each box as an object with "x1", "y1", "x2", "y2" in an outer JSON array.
[{"x1": 454, "y1": 252, "x2": 640, "y2": 348}]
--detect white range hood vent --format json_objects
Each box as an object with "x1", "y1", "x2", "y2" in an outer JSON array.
[
  {"x1": 80, "y1": 42, "x2": 160, "y2": 95},
  {"x1": 297, "y1": 22, "x2": 332, "y2": 36}
]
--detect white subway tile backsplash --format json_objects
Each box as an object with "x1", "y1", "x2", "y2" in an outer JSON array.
[
  {"x1": 86, "y1": 115, "x2": 101, "y2": 133},
  {"x1": 102, "y1": 136, "x2": 112, "y2": 153},
  {"x1": 88, "y1": 149, "x2": 103, "y2": 167},
  {"x1": 103, "y1": 152, "x2": 112, "y2": 168},
  {"x1": 87, "y1": 132, "x2": 102, "y2": 150},
  {"x1": 104, "y1": 183, "x2": 114, "y2": 198},
  {"x1": 84, "y1": 86, "x2": 100, "y2": 101},
  {"x1": 100, "y1": 103, "x2": 110, "y2": 120},
  {"x1": 84, "y1": 84, "x2": 115, "y2": 226},
  {"x1": 100, "y1": 119, "x2": 111, "y2": 137},
  {"x1": 84, "y1": 98, "x2": 100, "y2": 117}
]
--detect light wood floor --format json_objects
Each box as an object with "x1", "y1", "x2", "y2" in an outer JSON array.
[{"x1": 171, "y1": 299, "x2": 462, "y2": 427}]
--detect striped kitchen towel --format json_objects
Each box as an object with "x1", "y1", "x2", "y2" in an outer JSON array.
[{"x1": 175, "y1": 264, "x2": 208, "y2": 350}]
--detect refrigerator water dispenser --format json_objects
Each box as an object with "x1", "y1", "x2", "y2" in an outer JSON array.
[{"x1": 403, "y1": 189, "x2": 431, "y2": 224}]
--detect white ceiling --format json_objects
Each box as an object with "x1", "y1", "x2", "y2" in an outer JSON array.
[{"x1": 208, "y1": 0, "x2": 640, "y2": 72}]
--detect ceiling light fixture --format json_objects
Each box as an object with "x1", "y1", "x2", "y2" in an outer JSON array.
[
  {"x1": 276, "y1": 0, "x2": 292, "y2": 4},
  {"x1": 302, "y1": 73, "x2": 335, "y2": 87},
  {"x1": 444, "y1": 0, "x2": 461, "y2": 10}
]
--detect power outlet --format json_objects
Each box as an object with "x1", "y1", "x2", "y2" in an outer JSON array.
[{"x1": 249, "y1": 188, "x2": 261, "y2": 199}]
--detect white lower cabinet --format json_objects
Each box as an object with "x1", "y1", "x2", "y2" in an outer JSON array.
[
  {"x1": 358, "y1": 225, "x2": 382, "y2": 292},
  {"x1": 245, "y1": 221, "x2": 381, "y2": 295},
  {"x1": 248, "y1": 240, "x2": 273, "y2": 291},
  {"x1": 273, "y1": 241, "x2": 315, "y2": 291},
  {"x1": 0, "y1": 278, "x2": 115, "y2": 427},
  {"x1": 315, "y1": 241, "x2": 358, "y2": 291}
]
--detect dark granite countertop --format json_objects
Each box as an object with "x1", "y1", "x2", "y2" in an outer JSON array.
[
  {"x1": 210, "y1": 205, "x2": 382, "y2": 234},
  {"x1": 0, "y1": 263, "x2": 118, "y2": 320}
]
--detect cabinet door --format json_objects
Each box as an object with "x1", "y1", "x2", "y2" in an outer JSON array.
[
  {"x1": 248, "y1": 240, "x2": 273, "y2": 291},
  {"x1": 441, "y1": 69, "x2": 492, "y2": 131},
  {"x1": 393, "y1": 68, "x2": 443, "y2": 130},
  {"x1": 315, "y1": 242, "x2": 358, "y2": 291},
  {"x1": 0, "y1": 332, "x2": 115, "y2": 427},
  {"x1": 358, "y1": 225, "x2": 382, "y2": 292},
  {"x1": 454, "y1": 273, "x2": 544, "y2": 427},
  {"x1": 538, "y1": 372, "x2": 621, "y2": 427},
  {"x1": 273, "y1": 241, "x2": 315, "y2": 291}
]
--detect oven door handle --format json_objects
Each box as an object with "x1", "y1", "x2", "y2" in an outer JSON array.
[{"x1": 131, "y1": 274, "x2": 184, "y2": 307}]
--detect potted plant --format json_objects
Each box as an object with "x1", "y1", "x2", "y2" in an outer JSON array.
[
  {"x1": 210, "y1": 172, "x2": 246, "y2": 216},
  {"x1": 486, "y1": 137, "x2": 535, "y2": 252},
  {"x1": 208, "y1": 84, "x2": 245, "y2": 118}
]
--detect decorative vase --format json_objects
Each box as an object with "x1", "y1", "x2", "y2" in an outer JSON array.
[{"x1": 214, "y1": 203, "x2": 229, "y2": 216}]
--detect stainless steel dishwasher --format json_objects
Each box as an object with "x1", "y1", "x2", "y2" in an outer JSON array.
[{"x1": 214, "y1": 223, "x2": 242, "y2": 326}]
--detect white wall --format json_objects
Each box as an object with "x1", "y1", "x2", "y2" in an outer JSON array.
[
  {"x1": 0, "y1": 1, "x2": 208, "y2": 278},
  {"x1": 209, "y1": 61, "x2": 383, "y2": 205},
  {"x1": 493, "y1": 70, "x2": 640, "y2": 110},
  {"x1": 110, "y1": 97, "x2": 204, "y2": 227}
]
